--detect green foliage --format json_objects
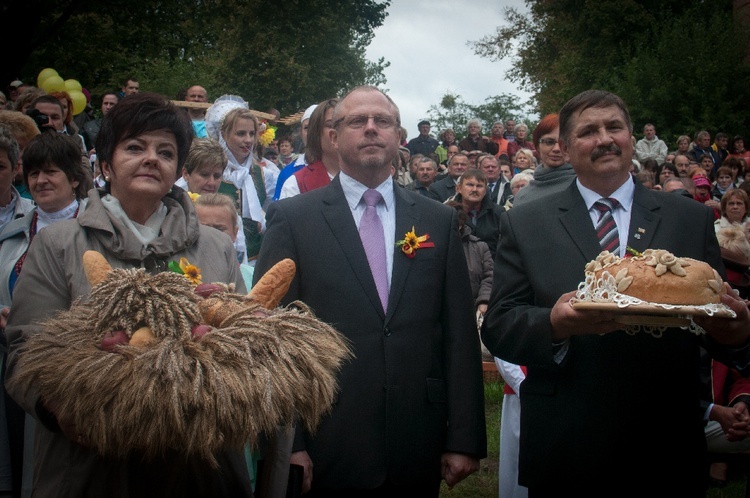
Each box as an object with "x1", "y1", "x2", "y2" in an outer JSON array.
[
  {"x1": 7, "y1": 0, "x2": 389, "y2": 117},
  {"x1": 426, "y1": 92, "x2": 535, "y2": 140},
  {"x1": 470, "y1": 0, "x2": 749, "y2": 141}
]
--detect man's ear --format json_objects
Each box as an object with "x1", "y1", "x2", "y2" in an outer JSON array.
[{"x1": 559, "y1": 140, "x2": 568, "y2": 156}]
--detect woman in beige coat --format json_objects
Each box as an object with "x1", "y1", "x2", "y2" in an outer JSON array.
[{"x1": 4, "y1": 93, "x2": 250, "y2": 497}]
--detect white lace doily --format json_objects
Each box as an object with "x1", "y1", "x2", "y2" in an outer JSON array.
[{"x1": 571, "y1": 271, "x2": 736, "y2": 338}]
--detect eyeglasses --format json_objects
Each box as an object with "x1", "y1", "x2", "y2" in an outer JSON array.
[
  {"x1": 539, "y1": 138, "x2": 559, "y2": 147},
  {"x1": 335, "y1": 114, "x2": 397, "y2": 130}
]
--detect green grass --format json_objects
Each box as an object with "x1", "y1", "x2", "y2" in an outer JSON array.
[
  {"x1": 440, "y1": 379, "x2": 749, "y2": 497},
  {"x1": 439, "y1": 380, "x2": 502, "y2": 497}
]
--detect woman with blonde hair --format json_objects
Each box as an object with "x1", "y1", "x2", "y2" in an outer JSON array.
[
  {"x1": 506, "y1": 123, "x2": 538, "y2": 161},
  {"x1": 512, "y1": 148, "x2": 536, "y2": 174},
  {"x1": 12, "y1": 87, "x2": 45, "y2": 115},
  {"x1": 206, "y1": 96, "x2": 274, "y2": 263},
  {"x1": 435, "y1": 128, "x2": 457, "y2": 166},
  {"x1": 672, "y1": 134, "x2": 691, "y2": 156}
]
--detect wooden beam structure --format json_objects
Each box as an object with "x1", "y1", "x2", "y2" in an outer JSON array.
[
  {"x1": 277, "y1": 111, "x2": 305, "y2": 126},
  {"x1": 170, "y1": 100, "x2": 277, "y2": 121}
]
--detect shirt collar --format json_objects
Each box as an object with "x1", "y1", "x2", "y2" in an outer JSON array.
[
  {"x1": 339, "y1": 171, "x2": 394, "y2": 212},
  {"x1": 576, "y1": 175, "x2": 634, "y2": 213}
]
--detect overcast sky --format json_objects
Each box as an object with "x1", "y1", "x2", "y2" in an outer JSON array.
[{"x1": 365, "y1": 0, "x2": 533, "y2": 139}]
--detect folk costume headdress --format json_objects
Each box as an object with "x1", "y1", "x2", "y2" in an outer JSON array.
[{"x1": 205, "y1": 95, "x2": 265, "y2": 226}]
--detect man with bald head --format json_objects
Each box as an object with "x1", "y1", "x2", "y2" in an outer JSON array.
[
  {"x1": 255, "y1": 85, "x2": 486, "y2": 496},
  {"x1": 430, "y1": 152, "x2": 470, "y2": 202},
  {"x1": 186, "y1": 85, "x2": 209, "y2": 137}
]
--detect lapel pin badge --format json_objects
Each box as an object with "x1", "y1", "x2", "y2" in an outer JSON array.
[
  {"x1": 637, "y1": 228, "x2": 646, "y2": 233},
  {"x1": 634, "y1": 234, "x2": 641, "y2": 239}
]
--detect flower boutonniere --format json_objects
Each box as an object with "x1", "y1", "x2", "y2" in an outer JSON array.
[
  {"x1": 396, "y1": 226, "x2": 435, "y2": 258},
  {"x1": 187, "y1": 191, "x2": 201, "y2": 202},
  {"x1": 168, "y1": 257, "x2": 202, "y2": 285}
]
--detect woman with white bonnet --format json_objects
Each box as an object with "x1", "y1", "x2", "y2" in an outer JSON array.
[{"x1": 205, "y1": 96, "x2": 275, "y2": 264}]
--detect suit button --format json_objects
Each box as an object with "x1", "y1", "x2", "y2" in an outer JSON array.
[{"x1": 384, "y1": 327, "x2": 391, "y2": 337}]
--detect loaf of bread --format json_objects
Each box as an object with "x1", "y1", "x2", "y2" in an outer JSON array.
[
  {"x1": 83, "y1": 250, "x2": 113, "y2": 287},
  {"x1": 585, "y1": 249, "x2": 723, "y2": 305},
  {"x1": 248, "y1": 258, "x2": 296, "y2": 309}
]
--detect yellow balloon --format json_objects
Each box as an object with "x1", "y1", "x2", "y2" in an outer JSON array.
[
  {"x1": 69, "y1": 90, "x2": 87, "y2": 116},
  {"x1": 40, "y1": 75, "x2": 65, "y2": 93},
  {"x1": 37, "y1": 68, "x2": 59, "y2": 87},
  {"x1": 64, "y1": 79, "x2": 82, "y2": 93}
]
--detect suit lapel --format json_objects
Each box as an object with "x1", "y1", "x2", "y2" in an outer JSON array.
[
  {"x1": 557, "y1": 181, "x2": 662, "y2": 260},
  {"x1": 557, "y1": 183, "x2": 603, "y2": 261},
  {"x1": 626, "y1": 184, "x2": 660, "y2": 254},
  {"x1": 386, "y1": 185, "x2": 419, "y2": 322},
  {"x1": 321, "y1": 178, "x2": 386, "y2": 319}
]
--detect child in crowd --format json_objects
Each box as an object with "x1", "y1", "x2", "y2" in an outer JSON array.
[
  {"x1": 175, "y1": 138, "x2": 248, "y2": 264},
  {"x1": 193, "y1": 193, "x2": 254, "y2": 291}
]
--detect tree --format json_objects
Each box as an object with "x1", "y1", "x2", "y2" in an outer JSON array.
[
  {"x1": 426, "y1": 92, "x2": 533, "y2": 141},
  {"x1": 471, "y1": 0, "x2": 750, "y2": 142},
  {"x1": 3, "y1": 0, "x2": 390, "y2": 118}
]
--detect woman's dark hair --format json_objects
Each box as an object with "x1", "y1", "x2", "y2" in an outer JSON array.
[
  {"x1": 445, "y1": 199, "x2": 467, "y2": 228},
  {"x1": 640, "y1": 158, "x2": 659, "y2": 173},
  {"x1": 23, "y1": 132, "x2": 92, "y2": 199},
  {"x1": 723, "y1": 157, "x2": 744, "y2": 183},
  {"x1": 730, "y1": 135, "x2": 745, "y2": 155},
  {"x1": 635, "y1": 170, "x2": 655, "y2": 187},
  {"x1": 655, "y1": 161, "x2": 678, "y2": 183},
  {"x1": 95, "y1": 92, "x2": 193, "y2": 179},
  {"x1": 305, "y1": 98, "x2": 339, "y2": 163}
]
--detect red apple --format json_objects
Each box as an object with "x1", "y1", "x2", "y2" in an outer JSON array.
[
  {"x1": 194, "y1": 283, "x2": 223, "y2": 298},
  {"x1": 191, "y1": 324, "x2": 212, "y2": 340},
  {"x1": 100, "y1": 330, "x2": 129, "y2": 352}
]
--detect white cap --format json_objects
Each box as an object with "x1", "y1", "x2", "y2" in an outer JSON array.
[
  {"x1": 301, "y1": 104, "x2": 317, "y2": 123},
  {"x1": 204, "y1": 95, "x2": 249, "y2": 140}
]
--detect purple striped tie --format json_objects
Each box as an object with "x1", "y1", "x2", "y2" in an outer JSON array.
[
  {"x1": 593, "y1": 198, "x2": 620, "y2": 253},
  {"x1": 359, "y1": 189, "x2": 389, "y2": 311}
]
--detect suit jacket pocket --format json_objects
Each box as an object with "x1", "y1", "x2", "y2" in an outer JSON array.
[{"x1": 426, "y1": 378, "x2": 447, "y2": 403}]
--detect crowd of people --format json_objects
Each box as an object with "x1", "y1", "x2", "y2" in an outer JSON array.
[{"x1": 0, "y1": 74, "x2": 749, "y2": 497}]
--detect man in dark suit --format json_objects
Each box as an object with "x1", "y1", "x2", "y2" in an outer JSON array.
[
  {"x1": 405, "y1": 156, "x2": 441, "y2": 202},
  {"x1": 481, "y1": 89, "x2": 750, "y2": 496},
  {"x1": 430, "y1": 153, "x2": 470, "y2": 202},
  {"x1": 254, "y1": 85, "x2": 486, "y2": 497},
  {"x1": 478, "y1": 153, "x2": 511, "y2": 206}
]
